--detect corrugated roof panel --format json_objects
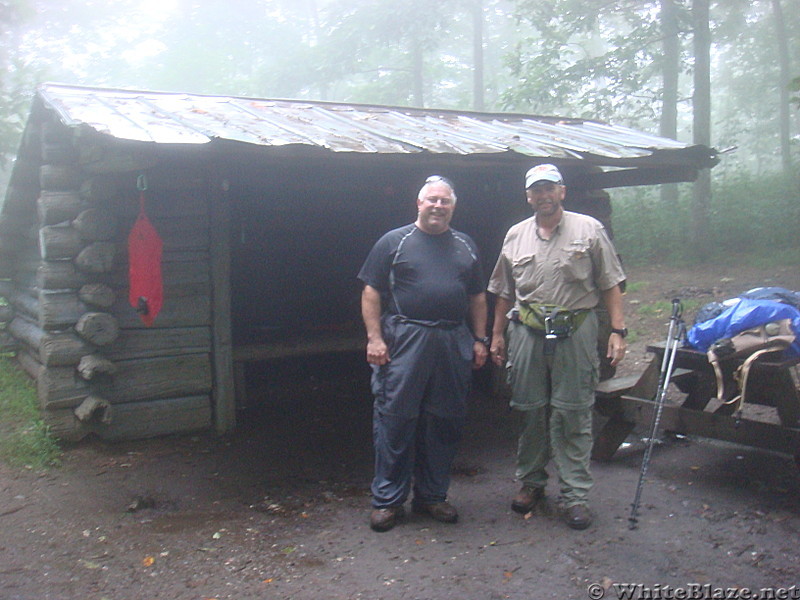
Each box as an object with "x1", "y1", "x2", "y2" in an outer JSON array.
[
  {"x1": 163, "y1": 97, "x2": 312, "y2": 147},
  {"x1": 265, "y1": 103, "x2": 402, "y2": 152},
  {"x1": 368, "y1": 110, "x2": 508, "y2": 154},
  {"x1": 40, "y1": 87, "x2": 211, "y2": 144},
  {"x1": 580, "y1": 121, "x2": 686, "y2": 149},
  {"x1": 35, "y1": 83, "x2": 705, "y2": 164},
  {"x1": 509, "y1": 119, "x2": 646, "y2": 159},
  {"x1": 458, "y1": 117, "x2": 583, "y2": 158}
]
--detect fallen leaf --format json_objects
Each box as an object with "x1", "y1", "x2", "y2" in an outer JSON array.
[
  {"x1": 262, "y1": 578, "x2": 274, "y2": 584},
  {"x1": 504, "y1": 571, "x2": 514, "y2": 579},
  {"x1": 142, "y1": 556, "x2": 155, "y2": 567}
]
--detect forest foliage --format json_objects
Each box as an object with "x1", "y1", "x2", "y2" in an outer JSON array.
[{"x1": 0, "y1": 0, "x2": 798, "y2": 262}]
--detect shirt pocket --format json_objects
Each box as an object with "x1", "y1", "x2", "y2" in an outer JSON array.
[
  {"x1": 559, "y1": 240, "x2": 592, "y2": 283},
  {"x1": 511, "y1": 253, "x2": 536, "y2": 282}
]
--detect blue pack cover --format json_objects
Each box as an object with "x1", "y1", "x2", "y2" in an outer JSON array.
[
  {"x1": 740, "y1": 286, "x2": 800, "y2": 309},
  {"x1": 686, "y1": 298, "x2": 800, "y2": 357}
]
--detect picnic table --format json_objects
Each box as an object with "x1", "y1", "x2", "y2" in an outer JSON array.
[{"x1": 592, "y1": 342, "x2": 800, "y2": 463}]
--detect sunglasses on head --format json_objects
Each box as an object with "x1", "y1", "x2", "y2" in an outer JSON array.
[{"x1": 425, "y1": 175, "x2": 454, "y2": 188}]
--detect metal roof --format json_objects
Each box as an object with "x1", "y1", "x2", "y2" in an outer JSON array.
[{"x1": 35, "y1": 83, "x2": 717, "y2": 169}]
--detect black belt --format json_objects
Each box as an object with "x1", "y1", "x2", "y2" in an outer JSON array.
[{"x1": 391, "y1": 314, "x2": 464, "y2": 329}]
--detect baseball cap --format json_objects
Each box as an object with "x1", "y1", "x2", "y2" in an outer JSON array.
[{"x1": 525, "y1": 164, "x2": 564, "y2": 188}]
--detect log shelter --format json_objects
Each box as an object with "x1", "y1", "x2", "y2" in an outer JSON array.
[{"x1": 0, "y1": 83, "x2": 718, "y2": 441}]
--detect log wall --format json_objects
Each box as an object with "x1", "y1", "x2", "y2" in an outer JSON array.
[{"x1": 0, "y1": 113, "x2": 214, "y2": 441}]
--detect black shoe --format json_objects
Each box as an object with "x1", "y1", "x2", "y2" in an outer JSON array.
[
  {"x1": 511, "y1": 485, "x2": 545, "y2": 514},
  {"x1": 370, "y1": 505, "x2": 405, "y2": 532},
  {"x1": 562, "y1": 504, "x2": 592, "y2": 530},
  {"x1": 412, "y1": 500, "x2": 458, "y2": 523}
]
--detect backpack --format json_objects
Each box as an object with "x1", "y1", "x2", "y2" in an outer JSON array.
[{"x1": 706, "y1": 318, "x2": 795, "y2": 413}]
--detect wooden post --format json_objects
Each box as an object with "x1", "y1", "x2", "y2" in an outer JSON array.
[{"x1": 209, "y1": 174, "x2": 236, "y2": 434}]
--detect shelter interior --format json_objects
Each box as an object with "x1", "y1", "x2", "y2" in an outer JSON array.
[{"x1": 225, "y1": 150, "x2": 616, "y2": 352}]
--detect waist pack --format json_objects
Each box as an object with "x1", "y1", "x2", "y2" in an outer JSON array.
[
  {"x1": 516, "y1": 303, "x2": 590, "y2": 337},
  {"x1": 707, "y1": 318, "x2": 795, "y2": 413}
]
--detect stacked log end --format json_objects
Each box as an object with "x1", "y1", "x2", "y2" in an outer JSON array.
[
  {"x1": 3, "y1": 114, "x2": 214, "y2": 441},
  {"x1": 3, "y1": 116, "x2": 123, "y2": 441}
]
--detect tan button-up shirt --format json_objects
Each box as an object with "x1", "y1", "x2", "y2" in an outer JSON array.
[{"x1": 488, "y1": 211, "x2": 626, "y2": 310}]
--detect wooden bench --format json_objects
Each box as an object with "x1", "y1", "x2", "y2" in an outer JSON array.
[
  {"x1": 592, "y1": 345, "x2": 800, "y2": 462},
  {"x1": 232, "y1": 330, "x2": 364, "y2": 408}
]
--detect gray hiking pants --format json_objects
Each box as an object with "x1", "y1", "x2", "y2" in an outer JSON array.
[{"x1": 370, "y1": 315, "x2": 474, "y2": 509}]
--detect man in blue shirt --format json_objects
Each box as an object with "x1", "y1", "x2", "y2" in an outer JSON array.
[{"x1": 358, "y1": 176, "x2": 488, "y2": 532}]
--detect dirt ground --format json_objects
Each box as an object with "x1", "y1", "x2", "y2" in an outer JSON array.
[{"x1": 2, "y1": 262, "x2": 800, "y2": 600}]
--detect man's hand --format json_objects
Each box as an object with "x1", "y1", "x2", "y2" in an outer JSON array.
[
  {"x1": 366, "y1": 337, "x2": 390, "y2": 365},
  {"x1": 472, "y1": 341, "x2": 488, "y2": 369},
  {"x1": 362, "y1": 285, "x2": 389, "y2": 365},
  {"x1": 490, "y1": 296, "x2": 512, "y2": 367},
  {"x1": 607, "y1": 332, "x2": 627, "y2": 367},
  {"x1": 490, "y1": 336, "x2": 506, "y2": 367}
]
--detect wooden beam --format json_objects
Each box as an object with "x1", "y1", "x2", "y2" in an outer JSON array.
[
  {"x1": 209, "y1": 176, "x2": 236, "y2": 435},
  {"x1": 8, "y1": 316, "x2": 94, "y2": 366},
  {"x1": 107, "y1": 354, "x2": 212, "y2": 404},
  {"x1": 615, "y1": 394, "x2": 800, "y2": 456},
  {"x1": 37, "y1": 191, "x2": 86, "y2": 226},
  {"x1": 104, "y1": 327, "x2": 211, "y2": 361},
  {"x1": 90, "y1": 395, "x2": 211, "y2": 440},
  {"x1": 578, "y1": 166, "x2": 699, "y2": 190},
  {"x1": 232, "y1": 331, "x2": 365, "y2": 361}
]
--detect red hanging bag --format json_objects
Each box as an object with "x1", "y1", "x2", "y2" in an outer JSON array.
[{"x1": 128, "y1": 187, "x2": 163, "y2": 327}]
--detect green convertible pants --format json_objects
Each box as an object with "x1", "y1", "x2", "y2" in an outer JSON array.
[{"x1": 506, "y1": 313, "x2": 599, "y2": 506}]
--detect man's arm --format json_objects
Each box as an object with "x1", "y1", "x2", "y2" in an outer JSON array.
[
  {"x1": 468, "y1": 292, "x2": 489, "y2": 369},
  {"x1": 602, "y1": 284, "x2": 627, "y2": 367},
  {"x1": 490, "y1": 296, "x2": 514, "y2": 366},
  {"x1": 361, "y1": 284, "x2": 390, "y2": 365}
]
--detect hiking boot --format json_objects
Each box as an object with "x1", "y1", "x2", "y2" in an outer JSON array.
[
  {"x1": 369, "y1": 505, "x2": 405, "y2": 532},
  {"x1": 511, "y1": 485, "x2": 545, "y2": 514},
  {"x1": 412, "y1": 500, "x2": 459, "y2": 523},
  {"x1": 562, "y1": 504, "x2": 592, "y2": 530}
]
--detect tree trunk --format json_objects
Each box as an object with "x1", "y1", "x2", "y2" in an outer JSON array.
[
  {"x1": 472, "y1": 0, "x2": 485, "y2": 111},
  {"x1": 771, "y1": 0, "x2": 792, "y2": 173},
  {"x1": 660, "y1": 0, "x2": 680, "y2": 206},
  {"x1": 691, "y1": 0, "x2": 712, "y2": 259},
  {"x1": 411, "y1": 37, "x2": 424, "y2": 108}
]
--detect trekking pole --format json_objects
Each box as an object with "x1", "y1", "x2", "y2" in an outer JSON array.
[{"x1": 629, "y1": 298, "x2": 685, "y2": 530}]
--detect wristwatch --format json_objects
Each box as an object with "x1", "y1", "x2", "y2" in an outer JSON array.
[
  {"x1": 611, "y1": 328, "x2": 628, "y2": 338},
  {"x1": 475, "y1": 336, "x2": 490, "y2": 346}
]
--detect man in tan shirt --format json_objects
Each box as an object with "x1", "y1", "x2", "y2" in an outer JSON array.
[{"x1": 488, "y1": 164, "x2": 626, "y2": 530}]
